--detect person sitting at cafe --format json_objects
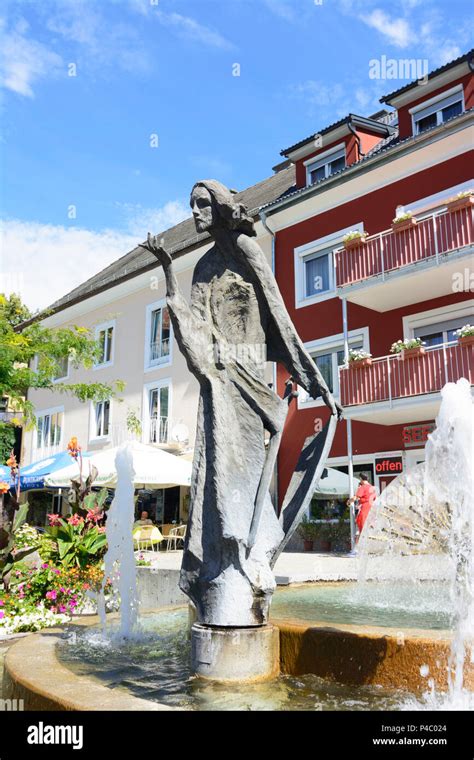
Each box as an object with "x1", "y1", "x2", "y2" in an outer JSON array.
[{"x1": 134, "y1": 510, "x2": 153, "y2": 527}]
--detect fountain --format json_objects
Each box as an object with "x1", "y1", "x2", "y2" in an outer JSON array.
[{"x1": 1, "y1": 176, "x2": 472, "y2": 709}]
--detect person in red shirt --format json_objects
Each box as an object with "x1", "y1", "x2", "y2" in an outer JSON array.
[{"x1": 348, "y1": 473, "x2": 377, "y2": 540}]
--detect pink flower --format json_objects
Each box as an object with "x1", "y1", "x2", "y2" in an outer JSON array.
[
  {"x1": 0, "y1": 600, "x2": 4, "y2": 606},
  {"x1": 47, "y1": 513, "x2": 62, "y2": 527},
  {"x1": 67, "y1": 514, "x2": 84, "y2": 526},
  {"x1": 59, "y1": 587, "x2": 66, "y2": 593},
  {"x1": 53, "y1": 569, "x2": 61, "y2": 575},
  {"x1": 51, "y1": 606, "x2": 57, "y2": 614},
  {"x1": 58, "y1": 604, "x2": 67, "y2": 613},
  {"x1": 0, "y1": 611, "x2": 4, "y2": 619},
  {"x1": 41, "y1": 563, "x2": 49, "y2": 569},
  {"x1": 97, "y1": 526, "x2": 106, "y2": 533},
  {"x1": 46, "y1": 590, "x2": 57, "y2": 601}
]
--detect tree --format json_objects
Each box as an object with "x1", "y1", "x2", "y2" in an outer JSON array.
[{"x1": 0, "y1": 293, "x2": 125, "y2": 430}]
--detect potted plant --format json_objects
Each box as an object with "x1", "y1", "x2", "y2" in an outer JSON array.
[
  {"x1": 446, "y1": 190, "x2": 474, "y2": 214},
  {"x1": 316, "y1": 521, "x2": 335, "y2": 553},
  {"x1": 391, "y1": 211, "x2": 417, "y2": 233},
  {"x1": 342, "y1": 230, "x2": 369, "y2": 251},
  {"x1": 348, "y1": 348, "x2": 373, "y2": 368},
  {"x1": 297, "y1": 515, "x2": 317, "y2": 552},
  {"x1": 390, "y1": 338, "x2": 426, "y2": 360},
  {"x1": 455, "y1": 324, "x2": 474, "y2": 347}
]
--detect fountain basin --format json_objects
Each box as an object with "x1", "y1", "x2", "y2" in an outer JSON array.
[{"x1": 4, "y1": 581, "x2": 473, "y2": 709}]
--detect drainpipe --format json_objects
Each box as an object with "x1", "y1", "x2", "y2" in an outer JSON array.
[
  {"x1": 348, "y1": 119, "x2": 365, "y2": 162},
  {"x1": 259, "y1": 210, "x2": 279, "y2": 514},
  {"x1": 342, "y1": 297, "x2": 356, "y2": 552}
]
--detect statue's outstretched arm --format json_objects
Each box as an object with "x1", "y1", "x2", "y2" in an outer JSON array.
[{"x1": 139, "y1": 235, "x2": 210, "y2": 373}]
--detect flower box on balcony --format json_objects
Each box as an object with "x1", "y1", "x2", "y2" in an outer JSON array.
[
  {"x1": 401, "y1": 346, "x2": 426, "y2": 360},
  {"x1": 447, "y1": 194, "x2": 474, "y2": 213},
  {"x1": 391, "y1": 217, "x2": 417, "y2": 233},
  {"x1": 459, "y1": 333, "x2": 474, "y2": 347},
  {"x1": 350, "y1": 357, "x2": 372, "y2": 368},
  {"x1": 343, "y1": 236, "x2": 367, "y2": 252}
]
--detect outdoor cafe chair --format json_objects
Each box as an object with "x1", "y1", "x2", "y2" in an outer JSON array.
[
  {"x1": 165, "y1": 524, "x2": 186, "y2": 552},
  {"x1": 133, "y1": 525, "x2": 163, "y2": 553}
]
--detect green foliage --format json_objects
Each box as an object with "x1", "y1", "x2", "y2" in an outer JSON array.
[
  {"x1": 297, "y1": 515, "x2": 319, "y2": 541},
  {"x1": 13, "y1": 523, "x2": 40, "y2": 551},
  {"x1": 47, "y1": 518, "x2": 107, "y2": 569},
  {"x1": 0, "y1": 423, "x2": 16, "y2": 462},
  {"x1": 0, "y1": 500, "x2": 36, "y2": 587},
  {"x1": 126, "y1": 407, "x2": 142, "y2": 437},
  {"x1": 0, "y1": 293, "x2": 125, "y2": 427}
]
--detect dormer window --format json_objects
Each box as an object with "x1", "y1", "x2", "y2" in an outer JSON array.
[
  {"x1": 411, "y1": 86, "x2": 464, "y2": 135},
  {"x1": 305, "y1": 144, "x2": 346, "y2": 186}
]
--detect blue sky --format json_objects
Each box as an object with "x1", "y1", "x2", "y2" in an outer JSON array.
[{"x1": 0, "y1": 0, "x2": 472, "y2": 309}]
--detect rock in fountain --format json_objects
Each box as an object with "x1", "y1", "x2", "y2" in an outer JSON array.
[{"x1": 140, "y1": 179, "x2": 342, "y2": 681}]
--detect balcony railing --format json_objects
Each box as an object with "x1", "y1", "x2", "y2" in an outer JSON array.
[
  {"x1": 339, "y1": 341, "x2": 473, "y2": 408},
  {"x1": 32, "y1": 443, "x2": 62, "y2": 463},
  {"x1": 335, "y1": 205, "x2": 474, "y2": 288}
]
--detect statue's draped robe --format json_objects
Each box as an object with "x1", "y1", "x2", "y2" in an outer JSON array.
[{"x1": 170, "y1": 232, "x2": 330, "y2": 626}]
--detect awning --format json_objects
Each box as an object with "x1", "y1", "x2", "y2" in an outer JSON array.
[
  {"x1": 45, "y1": 442, "x2": 192, "y2": 490},
  {"x1": 312, "y1": 467, "x2": 359, "y2": 499},
  {"x1": 17, "y1": 451, "x2": 92, "y2": 491}
]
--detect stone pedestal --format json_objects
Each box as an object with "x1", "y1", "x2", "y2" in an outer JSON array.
[{"x1": 190, "y1": 623, "x2": 280, "y2": 683}]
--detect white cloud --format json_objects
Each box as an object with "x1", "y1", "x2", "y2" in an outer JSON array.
[
  {"x1": 263, "y1": 0, "x2": 296, "y2": 22},
  {"x1": 0, "y1": 201, "x2": 190, "y2": 311},
  {"x1": 155, "y1": 11, "x2": 235, "y2": 50},
  {"x1": 0, "y1": 19, "x2": 63, "y2": 97},
  {"x1": 116, "y1": 200, "x2": 190, "y2": 238},
  {"x1": 360, "y1": 9, "x2": 414, "y2": 48}
]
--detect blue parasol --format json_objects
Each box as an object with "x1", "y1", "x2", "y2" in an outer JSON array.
[{"x1": 17, "y1": 451, "x2": 91, "y2": 491}]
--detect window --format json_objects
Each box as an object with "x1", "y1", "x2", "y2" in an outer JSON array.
[
  {"x1": 93, "y1": 400, "x2": 110, "y2": 438},
  {"x1": 147, "y1": 383, "x2": 170, "y2": 443},
  {"x1": 414, "y1": 316, "x2": 469, "y2": 347},
  {"x1": 294, "y1": 224, "x2": 363, "y2": 308},
  {"x1": 53, "y1": 355, "x2": 69, "y2": 381},
  {"x1": 303, "y1": 246, "x2": 333, "y2": 298},
  {"x1": 95, "y1": 321, "x2": 115, "y2": 367},
  {"x1": 306, "y1": 147, "x2": 346, "y2": 186},
  {"x1": 413, "y1": 89, "x2": 464, "y2": 135},
  {"x1": 298, "y1": 330, "x2": 368, "y2": 407},
  {"x1": 145, "y1": 301, "x2": 172, "y2": 369},
  {"x1": 36, "y1": 409, "x2": 63, "y2": 453}
]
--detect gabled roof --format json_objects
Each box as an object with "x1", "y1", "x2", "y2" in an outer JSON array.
[
  {"x1": 280, "y1": 113, "x2": 396, "y2": 158},
  {"x1": 262, "y1": 107, "x2": 473, "y2": 213},
  {"x1": 33, "y1": 166, "x2": 296, "y2": 321},
  {"x1": 380, "y1": 49, "x2": 474, "y2": 104}
]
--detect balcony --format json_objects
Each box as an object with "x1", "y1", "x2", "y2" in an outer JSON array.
[
  {"x1": 339, "y1": 341, "x2": 473, "y2": 425},
  {"x1": 334, "y1": 205, "x2": 473, "y2": 311}
]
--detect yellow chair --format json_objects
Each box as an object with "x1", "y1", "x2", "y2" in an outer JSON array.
[{"x1": 133, "y1": 525, "x2": 163, "y2": 552}]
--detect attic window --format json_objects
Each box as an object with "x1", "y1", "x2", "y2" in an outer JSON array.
[
  {"x1": 412, "y1": 88, "x2": 464, "y2": 135},
  {"x1": 305, "y1": 146, "x2": 346, "y2": 186}
]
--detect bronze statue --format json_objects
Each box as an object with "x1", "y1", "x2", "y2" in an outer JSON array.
[{"x1": 141, "y1": 180, "x2": 342, "y2": 626}]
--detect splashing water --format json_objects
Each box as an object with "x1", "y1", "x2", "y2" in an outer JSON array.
[
  {"x1": 424, "y1": 379, "x2": 473, "y2": 704},
  {"x1": 358, "y1": 379, "x2": 474, "y2": 707},
  {"x1": 98, "y1": 443, "x2": 139, "y2": 639}
]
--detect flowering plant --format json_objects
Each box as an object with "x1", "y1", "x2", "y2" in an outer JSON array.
[
  {"x1": 13, "y1": 523, "x2": 40, "y2": 551},
  {"x1": 390, "y1": 338, "x2": 425, "y2": 354},
  {"x1": 348, "y1": 349, "x2": 372, "y2": 362},
  {"x1": 392, "y1": 211, "x2": 413, "y2": 224},
  {"x1": 342, "y1": 230, "x2": 368, "y2": 243},
  {"x1": 455, "y1": 324, "x2": 474, "y2": 338},
  {"x1": 46, "y1": 516, "x2": 107, "y2": 569}
]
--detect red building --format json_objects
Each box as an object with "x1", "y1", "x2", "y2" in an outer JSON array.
[{"x1": 261, "y1": 51, "x2": 473, "y2": 513}]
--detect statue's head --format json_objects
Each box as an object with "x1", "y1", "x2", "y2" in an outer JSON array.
[{"x1": 190, "y1": 180, "x2": 256, "y2": 236}]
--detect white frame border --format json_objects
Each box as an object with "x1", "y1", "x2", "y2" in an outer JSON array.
[{"x1": 144, "y1": 299, "x2": 173, "y2": 372}]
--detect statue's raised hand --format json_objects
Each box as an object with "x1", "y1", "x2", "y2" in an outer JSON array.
[{"x1": 140, "y1": 233, "x2": 172, "y2": 269}]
